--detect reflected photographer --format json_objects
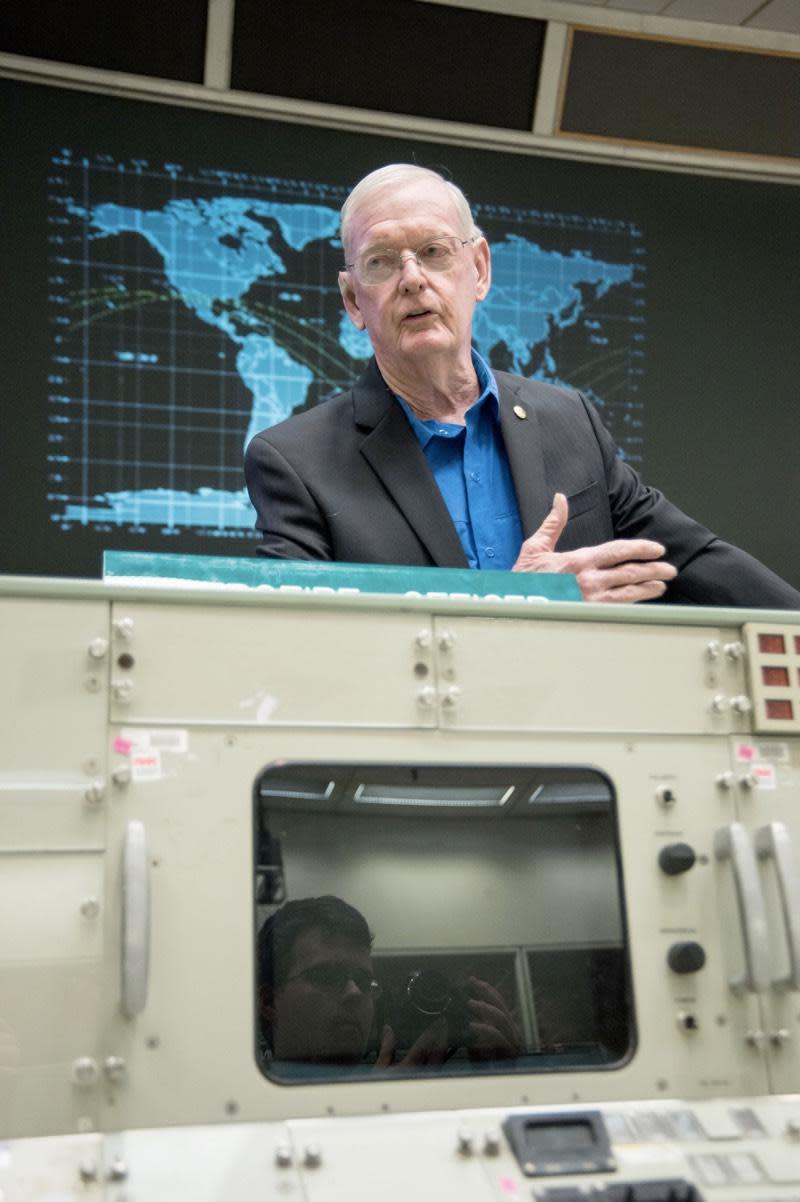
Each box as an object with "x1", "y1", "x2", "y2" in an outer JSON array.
[
  {"x1": 257, "y1": 895, "x2": 522, "y2": 1074},
  {"x1": 257, "y1": 896, "x2": 378, "y2": 1067}
]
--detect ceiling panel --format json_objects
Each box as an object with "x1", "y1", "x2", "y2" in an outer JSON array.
[{"x1": 563, "y1": 0, "x2": 800, "y2": 34}]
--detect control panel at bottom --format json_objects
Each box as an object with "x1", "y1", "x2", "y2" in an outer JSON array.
[
  {"x1": 534, "y1": 1181, "x2": 701, "y2": 1200},
  {"x1": 2, "y1": 1094, "x2": 799, "y2": 1201}
]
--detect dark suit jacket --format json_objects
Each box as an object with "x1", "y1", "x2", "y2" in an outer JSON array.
[{"x1": 244, "y1": 359, "x2": 800, "y2": 608}]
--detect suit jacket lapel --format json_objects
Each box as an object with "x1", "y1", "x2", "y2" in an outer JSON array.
[
  {"x1": 352, "y1": 361, "x2": 468, "y2": 568},
  {"x1": 497, "y1": 374, "x2": 551, "y2": 539}
]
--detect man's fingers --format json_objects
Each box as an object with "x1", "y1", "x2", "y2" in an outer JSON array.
[
  {"x1": 374, "y1": 1024, "x2": 396, "y2": 1069},
  {"x1": 574, "y1": 557, "x2": 677, "y2": 605},
  {"x1": 570, "y1": 538, "x2": 670, "y2": 572},
  {"x1": 395, "y1": 1017, "x2": 449, "y2": 1067},
  {"x1": 585, "y1": 578, "x2": 672, "y2": 605}
]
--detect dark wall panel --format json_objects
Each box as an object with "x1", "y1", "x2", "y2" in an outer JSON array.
[
  {"x1": 232, "y1": 0, "x2": 545, "y2": 130},
  {"x1": 561, "y1": 29, "x2": 800, "y2": 159},
  {"x1": 0, "y1": 0, "x2": 208, "y2": 82}
]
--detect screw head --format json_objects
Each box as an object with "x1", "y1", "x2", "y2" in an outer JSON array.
[
  {"x1": 80, "y1": 897, "x2": 100, "y2": 919},
  {"x1": 71, "y1": 1057, "x2": 99, "y2": 1086}
]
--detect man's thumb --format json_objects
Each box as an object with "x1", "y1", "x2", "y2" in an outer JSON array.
[{"x1": 529, "y1": 492, "x2": 568, "y2": 552}]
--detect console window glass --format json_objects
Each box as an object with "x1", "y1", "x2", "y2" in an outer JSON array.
[{"x1": 254, "y1": 764, "x2": 634, "y2": 1082}]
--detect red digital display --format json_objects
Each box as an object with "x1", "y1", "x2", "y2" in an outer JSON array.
[
  {"x1": 766, "y1": 699, "x2": 793, "y2": 720},
  {"x1": 763, "y1": 666, "x2": 790, "y2": 686},
  {"x1": 759, "y1": 633, "x2": 786, "y2": 654}
]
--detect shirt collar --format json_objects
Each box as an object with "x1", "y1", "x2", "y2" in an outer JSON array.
[{"x1": 395, "y1": 350, "x2": 499, "y2": 445}]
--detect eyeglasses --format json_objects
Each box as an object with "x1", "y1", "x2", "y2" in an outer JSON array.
[
  {"x1": 344, "y1": 236, "x2": 476, "y2": 286},
  {"x1": 284, "y1": 962, "x2": 382, "y2": 998}
]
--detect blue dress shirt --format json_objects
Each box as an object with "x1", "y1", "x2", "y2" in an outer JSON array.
[{"x1": 395, "y1": 352, "x2": 524, "y2": 570}]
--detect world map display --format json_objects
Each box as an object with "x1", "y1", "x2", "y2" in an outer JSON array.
[{"x1": 46, "y1": 152, "x2": 645, "y2": 537}]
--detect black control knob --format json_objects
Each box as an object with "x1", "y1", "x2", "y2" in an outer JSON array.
[
  {"x1": 658, "y1": 842, "x2": 696, "y2": 876},
  {"x1": 667, "y1": 941, "x2": 706, "y2": 974}
]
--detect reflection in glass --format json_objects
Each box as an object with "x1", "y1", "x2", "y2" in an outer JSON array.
[{"x1": 253, "y1": 764, "x2": 634, "y2": 1083}]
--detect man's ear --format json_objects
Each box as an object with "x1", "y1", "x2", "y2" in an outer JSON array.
[
  {"x1": 473, "y1": 237, "x2": 491, "y2": 302},
  {"x1": 338, "y1": 271, "x2": 366, "y2": 331}
]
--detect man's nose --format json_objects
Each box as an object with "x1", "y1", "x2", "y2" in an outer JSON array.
[
  {"x1": 341, "y1": 976, "x2": 368, "y2": 1001},
  {"x1": 398, "y1": 253, "x2": 425, "y2": 289}
]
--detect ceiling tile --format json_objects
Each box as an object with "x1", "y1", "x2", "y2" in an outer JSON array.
[
  {"x1": 602, "y1": 0, "x2": 667, "y2": 12},
  {"x1": 661, "y1": 0, "x2": 763, "y2": 24},
  {"x1": 744, "y1": 0, "x2": 800, "y2": 33}
]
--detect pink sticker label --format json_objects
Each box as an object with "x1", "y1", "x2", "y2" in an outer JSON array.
[
  {"x1": 735, "y1": 743, "x2": 755, "y2": 762},
  {"x1": 499, "y1": 1178, "x2": 519, "y2": 1195},
  {"x1": 113, "y1": 736, "x2": 133, "y2": 755}
]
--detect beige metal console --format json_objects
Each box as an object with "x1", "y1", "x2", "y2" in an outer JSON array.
[{"x1": 1, "y1": 576, "x2": 799, "y2": 1201}]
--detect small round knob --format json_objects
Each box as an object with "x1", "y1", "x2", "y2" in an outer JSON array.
[
  {"x1": 716, "y1": 771, "x2": 736, "y2": 790},
  {"x1": 731, "y1": 695, "x2": 753, "y2": 715},
  {"x1": 84, "y1": 780, "x2": 106, "y2": 806},
  {"x1": 414, "y1": 629, "x2": 432, "y2": 649},
  {"x1": 103, "y1": 1055, "x2": 127, "y2": 1082},
  {"x1": 655, "y1": 784, "x2": 676, "y2": 806},
  {"x1": 275, "y1": 1144, "x2": 293, "y2": 1168},
  {"x1": 705, "y1": 640, "x2": 720, "y2": 660},
  {"x1": 87, "y1": 637, "x2": 109, "y2": 660},
  {"x1": 724, "y1": 641, "x2": 745, "y2": 661},
  {"x1": 483, "y1": 1131, "x2": 501, "y2": 1157},
  {"x1": 112, "y1": 679, "x2": 134, "y2": 704},
  {"x1": 441, "y1": 685, "x2": 461, "y2": 708},
  {"x1": 303, "y1": 1143, "x2": 322, "y2": 1169},
  {"x1": 113, "y1": 617, "x2": 134, "y2": 640},
  {"x1": 739, "y1": 772, "x2": 759, "y2": 790},
  {"x1": 438, "y1": 630, "x2": 456, "y2": 651},
  {"x1": 417, "y1": 685, "x2": 437, "y2": 707},
  {"x1": 107, "y1": 1156, "x2": 128, "y2": 1182},
  {"x1": 457, "y1": 1128, "x2": 474, "y2": 1156},
  {"x1": 711, "y1": 694, "x2": 729, "y2": 714},
  {"x1": 71, "y1": 1057, "x2": 99, "y2": 1086},
  {"x1": 667, "y1": 941, "x2": 706, "y2": 974},
  {"x1": 658, "y1": 842, "x2": 696, "y2": 876}
]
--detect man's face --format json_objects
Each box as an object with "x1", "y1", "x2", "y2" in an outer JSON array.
[
  {"x1": 268, "y1": 926, "x2": 376, "y2": 1063},
  {"x1": 338, "y1": 177, "x2": 490, "y2": 376}
]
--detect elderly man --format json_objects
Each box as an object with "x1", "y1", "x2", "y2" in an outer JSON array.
[{"x1": 245, "y1": 164, "x2": 799, "y2": 607}]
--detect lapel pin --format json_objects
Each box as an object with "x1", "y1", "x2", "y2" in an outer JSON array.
[{"x1": 513, "y1": 404, "x2": 527, "y2": 420}]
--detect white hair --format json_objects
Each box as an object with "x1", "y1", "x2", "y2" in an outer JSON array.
[{"x1": 340, "y1": 164, "x2": 482, "y2": 260}]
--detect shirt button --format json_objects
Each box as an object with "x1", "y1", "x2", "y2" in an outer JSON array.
[
  {"x1": 470, "y1": 471, "x2": 480, "y2": 482},
  {"x1": 485, "y1": 547, "x2": 495, "y2": 558}
]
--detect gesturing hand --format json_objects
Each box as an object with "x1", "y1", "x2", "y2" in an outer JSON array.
[
  {"x1": 464, "y1": 977, "x2": 523, "y2": 1062},
  {"x1": 513, "y1": 493, "x2": 677, "y2": 604}
]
